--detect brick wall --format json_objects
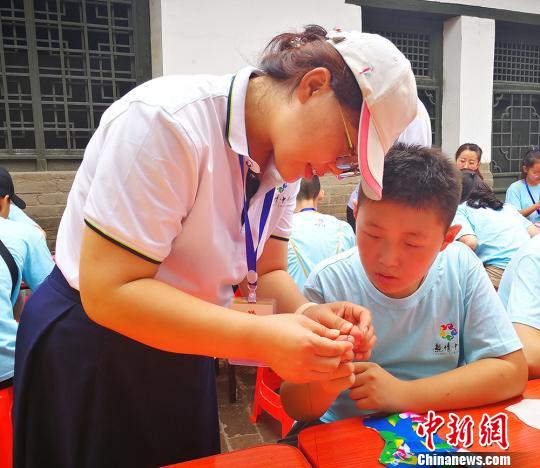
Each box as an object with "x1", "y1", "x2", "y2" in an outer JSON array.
[
  {"x1": 10, "y1": 171, "x2": 355, "y2": 252},
  {"x1": 317, "y1": 174, "x2": 358, "y2": 220},
  {"x1": 11, "y1": 171, "x2": 76, "y2": 252}
]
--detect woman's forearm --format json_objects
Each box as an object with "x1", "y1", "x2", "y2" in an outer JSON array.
[
  {"x1": 83, "y1": 274, "x2": 268, "y2": 358},
  {"x1": 253, "y1": 269, "x2": 307, "y2": 313}
]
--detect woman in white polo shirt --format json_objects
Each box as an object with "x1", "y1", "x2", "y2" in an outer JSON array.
[{"x1": 13, "y1": 25, "x2": 417, "y2": 467}]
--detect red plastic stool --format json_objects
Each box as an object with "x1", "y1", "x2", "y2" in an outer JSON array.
[
  {"x1": 250, "y1": 367, "x2": 295, "y2": 438},
  {"x1": 0, "y1": 385, "x2": 13, "y2": 468}
]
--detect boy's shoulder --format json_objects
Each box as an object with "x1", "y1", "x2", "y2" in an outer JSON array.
[
  {"x1": 438, "y1": 241, "x2": 480, "y2": 271},
  {"x1": 310, "y1": 247, "x2": 359, "y2": 278},
  {"x1": 0, "y1": 217, "x2": 40, "y2": 241},
  {"x1": 506, "y1": 179, "x2": 523, "y2": 192},
  {"x1": 304, "y1": 247, "x2": 362, "y2": 303}
]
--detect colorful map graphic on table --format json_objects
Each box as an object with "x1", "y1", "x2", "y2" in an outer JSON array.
[{"x1": 363, "y1": 412, "x2": 456, "y2": 466}]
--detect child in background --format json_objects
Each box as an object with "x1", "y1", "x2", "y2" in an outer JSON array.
[
  {"x1": 499, "y1": 235, "x2": 540, "y2": 379},
  {"x1": 288, "y1": 176, "x2": 355, "y2": 290},
  {"x1": 455, "y1": 143, "x2": 483, "y2": 177},
  {"x1": 0, "y1": 167, "x2": 46, "y2": 239},
  {"x1": 505, "y1": 147, "x2": 540, "y2": 225},
  {"x1": 453, "y1": 170, "x2": 539, "y2": 290},
  {"x1": 281, "y1": 144, "x2": 526, "y2": 431}
]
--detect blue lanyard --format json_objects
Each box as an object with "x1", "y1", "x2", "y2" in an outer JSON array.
[
  {"x1": 238, "y1": 154, "x2": 275, "y2": 303},
  {"x1": 299, "y1": 208, "x2": 316, "y2": 213},
  {"x1": 524, "y1": 180, "x2": 540, "y2": 215}
]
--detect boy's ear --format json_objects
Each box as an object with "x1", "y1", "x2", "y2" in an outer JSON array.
[
  {"x1": 0, "y1": 195, "x2": 10, "y2": 219},
  {"x1": 317, "y1": 189, "x2": 325, "y2": 202},
  {"x1": 440, "y1": 224, "x2": 461, "y2": 252}
]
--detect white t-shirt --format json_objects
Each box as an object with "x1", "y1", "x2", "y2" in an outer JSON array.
[
  {"x1": 55, "y1": 67, "x2": 300, "y2": 307},
  {"x1": 347, "y1": 98, "x2": 432, "y2": 209},
  {"x1": 304, "y1": 243, "x2": 521, "y2": 422}
]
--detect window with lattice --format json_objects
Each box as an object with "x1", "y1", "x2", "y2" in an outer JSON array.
[{"x1": 0, "y1": 0, "x2": 149, "y2": 164}]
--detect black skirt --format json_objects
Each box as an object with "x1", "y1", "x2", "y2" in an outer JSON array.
[{"x1": 13, "y1": 266, "x2": 220, "y2": 468}]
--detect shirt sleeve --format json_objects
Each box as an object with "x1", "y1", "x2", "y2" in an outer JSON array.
[
  {"x1": 505, "y1": 182, "x2": 522, "y2": 211},
  {"x1": 83, "y1": 102, "x2": 199, "y2": 263},
  {"x1": 341, "y1": 222, "x2": 356, "y2": 250},
  {"x1": 507, "y1": 255, "x2": 540, "y2": 330},
  {"x1": 8, "y1": 205, "x2": 39, "y2": 228},
  {"x1": 511, "y1": 204, "x2": 533, "y2": 229},
  {"x1": 452, "y1": 205, "x2": 475, "y2": 239},
  {"x1": 270, "y1": 181, "x2": 300, "y2": 239},
  {"x1": 21, "y1": 229, "x2": 54, "y2": 291},
  {"x1": 303, "y1": 270, "x2": 326, "y2": 304},
  {"x1": 461, "y1": 249, "x2": 522, "y2": 363}
]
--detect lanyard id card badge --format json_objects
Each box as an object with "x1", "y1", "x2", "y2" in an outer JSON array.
[
  {"x1": 228, "y1": 155, "x2": 276, "y2": 366},
  {"x1": 524, "y1": 180, "x2": 540, "y2": 216}
]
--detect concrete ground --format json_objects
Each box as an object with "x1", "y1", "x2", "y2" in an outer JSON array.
[{"x1": 216, "y1": 361, "x2": 282, "y2": 452}]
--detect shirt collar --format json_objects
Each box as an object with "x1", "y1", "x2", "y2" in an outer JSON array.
[{"x1": 225, "y1": 66, "x2": 262, "y2": 173}]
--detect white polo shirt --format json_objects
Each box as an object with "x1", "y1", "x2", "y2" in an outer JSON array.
[{"x1": 55, "y1": 67, "x2": 299, "y2": 306}]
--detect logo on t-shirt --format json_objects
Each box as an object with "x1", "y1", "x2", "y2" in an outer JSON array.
[
  {"x1": 273, "y1": 183, "x2": 290, "y2": 207},
  {"x1": 434, "y1": 322, "x2": 459, "y2": 355}
]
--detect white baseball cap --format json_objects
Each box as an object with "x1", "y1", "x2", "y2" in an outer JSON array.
[{"x1": 327, "y1": 30, "x2": 418, "y2": 200}]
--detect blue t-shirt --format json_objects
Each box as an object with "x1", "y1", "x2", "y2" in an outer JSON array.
[
  {"x1": 505, "y1": 180, "x2": 540, "y2": 223},
  {"x1": 287, "y1": 210, "x2": 355, "y2": 290},
  {"x1": 499, "y1": 235, "x2": 540, "y2": 331},
  {"x1": 8, "y1": 203, "x2": 39, "y2": 228},
  {"x1": 304, "y1": 243, "x2": 522, "y2": 423},
  {"x1": 453, "y1": 202, "x2": 532, "y2": 269},
  {"x1": 0, "y1": 218, "x2": 54, "y2": 382}
]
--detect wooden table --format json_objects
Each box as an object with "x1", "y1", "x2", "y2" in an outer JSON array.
[
  {"x1": 298, "y1": 379, "x2": 540, "y2": 467},
  {"x1": 164, "y1": 444, "x2": 311, "y2": 467}
]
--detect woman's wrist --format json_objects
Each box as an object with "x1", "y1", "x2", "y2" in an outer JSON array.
[{"x1": 294, "y1": 302, "x2": 317, "y2": 315}]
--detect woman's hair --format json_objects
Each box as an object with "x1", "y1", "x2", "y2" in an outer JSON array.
[
  {"x1": 259, "y1": 25, "x2": 362, "y2": 112},
  {"x1": 460, "y1": 169, "x2": 503, "y2": 210},
  {"x1": 521, "y1": 146, "x2": 540, "y2": 179},
  {"x1": 455, "y1": 143, "x2": 482, "y2": 161},
  {"x1": 298, "y1": 176, "x2": 321, "y2": 201}
]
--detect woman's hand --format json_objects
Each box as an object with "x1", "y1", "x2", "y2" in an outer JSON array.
[
  {"x1": 320, "y1": 334, "x2": 356, "y2": 394},
  {"x1": 255, "y1": 313, "x2": 354, "y2": 384},
  {"x1": 299, "y1": 302, "x2": 376, "y2": 360}
]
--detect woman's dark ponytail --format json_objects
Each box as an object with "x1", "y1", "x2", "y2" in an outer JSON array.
[{"x1": 259, "y1": 25, "x2": 361, "y2": 112}]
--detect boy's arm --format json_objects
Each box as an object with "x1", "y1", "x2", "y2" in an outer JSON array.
[
  {"x1": 281, "y1": 362, "x2": 355, "y2": 421},
  {"x1": 351, "y1": 350, "x2": 527, "y2": 413}
]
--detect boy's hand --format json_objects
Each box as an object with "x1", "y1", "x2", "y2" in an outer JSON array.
[
  {"x1": 300, "y1": 302, "x2": 376, "y2": 360},
  {"x1": 348, "y1": 362, "x2": 410, "y2": 413}
]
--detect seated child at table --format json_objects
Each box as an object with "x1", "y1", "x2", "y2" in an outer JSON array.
[
  {"x1": 505, "y1": 147, "x2": 540, "y2": 225},
  {"x1": 453, "y1": 170, "x2": 539, "y2": 290},
  {"x1": 280, "y1": 144, "x2": 527, "y2": 437},
  {"x1": 499, "y1": 235, "x2": 540, "y2": 379}
]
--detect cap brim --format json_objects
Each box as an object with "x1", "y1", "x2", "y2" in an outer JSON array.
[
  {"x1": 358, "y1": 103, "x2": 384, "y2": 200},
  {"x1": 11, "y1": 193, "x2": 26, "y2": 210}
]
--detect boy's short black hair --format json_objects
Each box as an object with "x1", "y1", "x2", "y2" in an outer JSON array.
[
  {"x1": 297, "y1": 176, "x2": 321, "y2": 201},
  {"x1": 358, "y1": 144, "x2": 461, "y2": 228}
]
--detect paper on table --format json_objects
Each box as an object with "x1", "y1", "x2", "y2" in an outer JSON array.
[{"x1": 506, "y1": 399, "x2": 540, "y2": 429}]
